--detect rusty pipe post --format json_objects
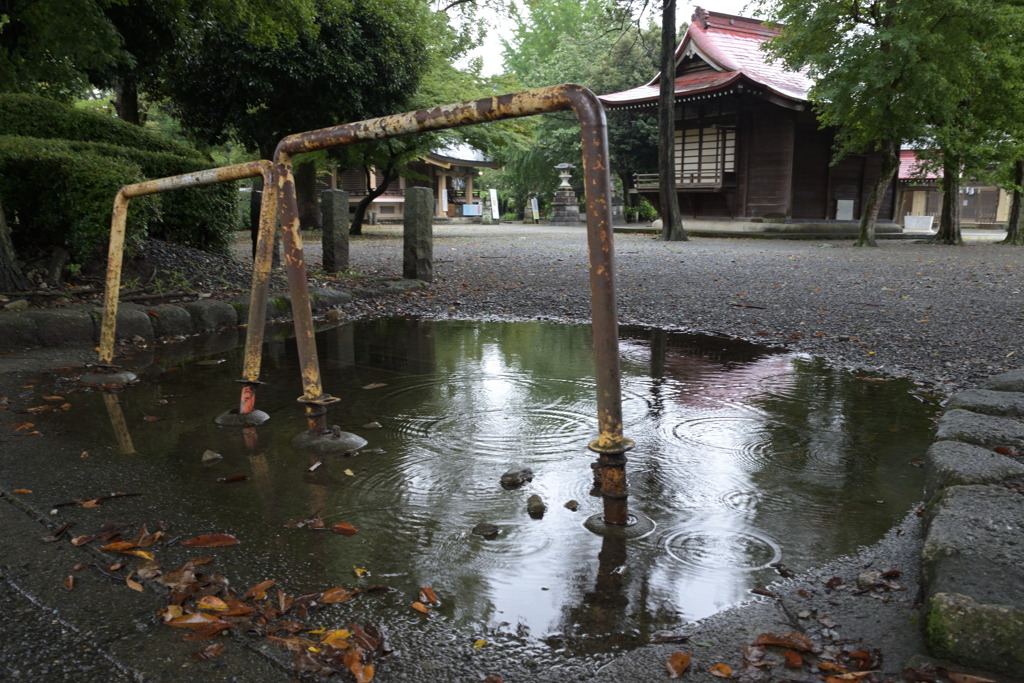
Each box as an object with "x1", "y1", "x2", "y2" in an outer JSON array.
[
  {"x1": 271, "y1": 84, "x2": 631, "y2": 521},
  {"x1": 99, "y1": 162, "x2": 276, "y2": 409}
]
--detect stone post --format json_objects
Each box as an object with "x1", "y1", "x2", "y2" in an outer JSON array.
[
  {"x1": 321, "y1": 189, "x2": 349, "y2": 272},
  {"x1": 482, "y1": 191, "x2": 494, "y2": 225},
  {"x1": 404, "y1": 187, "x2": 433, "y2": 282}
]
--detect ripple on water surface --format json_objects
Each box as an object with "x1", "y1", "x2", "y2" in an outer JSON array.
[{"x1": 77, "y1": 319, "x2": 936, "y2": 652}]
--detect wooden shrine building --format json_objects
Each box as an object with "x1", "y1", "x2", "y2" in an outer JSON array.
[{"x1": 599, "y1": 8, "x2": 899, "y2": 233}]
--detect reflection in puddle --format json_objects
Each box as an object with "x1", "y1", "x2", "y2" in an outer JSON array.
[{"x1": 60, "y1": 318, "x2": 936, "y2": 656}]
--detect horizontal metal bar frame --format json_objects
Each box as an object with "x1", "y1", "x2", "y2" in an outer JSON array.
[{"x1": 98, "y1": 160, "x2": 277, "y2": 367}]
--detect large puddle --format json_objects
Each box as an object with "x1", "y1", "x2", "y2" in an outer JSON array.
[{"x1": 47, "y1": 318, "x2": 937, "y2": 658}]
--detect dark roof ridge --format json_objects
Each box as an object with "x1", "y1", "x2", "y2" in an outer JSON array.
[{"x1": 691, "y1": 6, "x2": 779, "y2": 38}]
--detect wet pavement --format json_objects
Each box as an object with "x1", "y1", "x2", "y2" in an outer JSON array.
[{"x1": 2, "y1": 226, "x2": 1024, "y2": 681}]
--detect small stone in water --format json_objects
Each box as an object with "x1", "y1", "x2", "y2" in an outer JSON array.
[
  {"x1": 857, "y1": 571, "x2": 882, "y2": 589},
  {"x1": 500, "y1": 468, "x2": 534, "y2": 490},
  {"x1": 202, "y1": 449, "x2": 222, "y2": 463},
  {"x1": 527, "y1": 494, "x2": 546, "y2": 519},
  {"x1": 471, "y1": 523, "x2": 499, "y2": 539},
  {"x1": 563, "y1": 499, "x2": 580, "y2": 512}
]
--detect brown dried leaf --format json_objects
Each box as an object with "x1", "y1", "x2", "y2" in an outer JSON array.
[
  {"x1": 180, "y1": 533, "x2": 239, "y2": 547},
  {"x1": 182, "y1": 621, "x2": 232, "y2": 641},
  {"x1": 361, "y1": 382, "x2": 387, "y2": 390},
  {"x1": 344, "y1": 646, "x2": 374, "y2": 683},
  {"x1": 126, "y1": 574, "x2": 144, "y2": 592},
  {"x1": 70, "y1": 535, "x2": 93, "y2": 546},
  {"x1": 709, "y1": 662, "x2": 734, "y2": 678},
  {"x1": 665, "y1": 651, "x2": 691, "y2": 678},
  {"x1": 945, "y1": 672, "x2": 997, "y2": 683},
  {"x1": 12, "y1": 488, "x2": 31, "y2": 494},
  {"x1": 419, "y1": 586, "x2": 439, "y2": 605},
  {"x1": 165, "y1": 612, "x2": 223, "y2": 628},
  {"x1": 332, "y1": 522, "x2": 358, "y2": 536},
  {"x1": 122, "y1": 549, "x2": 155, "y2": 560},
  {"x1": 101, "y1": 541, "x2": 136, "y2": 552},
  {"x1": 76, "y1": 498, "x2": 102, "y2": 508},
  {"x1": 411, "y1": 601, "x2": 431, "y2": 615},
  {"x1": 321, "y1": 629, "x2": 353, "y2": 649},
  {"x1": 321, "y1": 587, "x2": 359, "y2": 604},
  {"x1": 266, "y1": 635, "x2": 317, "y2": 652},
  {"x1": 783, "y1": 650, "x2": 804, "y2": 668},
  {"x1": 197, "y1": 595, "x2": 229, "y2": 612},
  {"x1": 244, "y1": 579, "x2": 277, "y2": 601},
  {"x1": 217, "y1": 474, "x2": 249, "y2": 484},
  {"x1": 63, "y1": 575, "x2": 75, "y2": 590},
  {"x1": 753, "y1": 631, "x2": 813, "y2": 652},
  {"x1": 191, "y1": 642, "x2": 226, "y2": 662}
]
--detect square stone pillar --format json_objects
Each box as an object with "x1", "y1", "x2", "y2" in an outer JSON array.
[
  {"x1": 321, "y1": 189, "x2": 349, "y2": 272},
  {"x1": 404, "y1": 186, "x2": 433, "y2": 282}
]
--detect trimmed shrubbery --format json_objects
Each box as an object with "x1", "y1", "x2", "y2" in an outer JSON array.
[{"x1": 0, "y1": 94, "x2": 237, "y2": 262}]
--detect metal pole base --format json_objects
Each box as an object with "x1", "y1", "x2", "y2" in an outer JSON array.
[
  {"x1": 291, "y1": 427, "x2": 367, "y2": 454},
  {"x1": 214, "y1": 408, "x2": 271, "y2": 426}
]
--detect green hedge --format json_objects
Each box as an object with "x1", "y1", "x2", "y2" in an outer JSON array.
[
  {"x1": 0, "y1": 136, "x2": 159, "y2": 259},
  {"x1": 0, "y1": 94, "x2": 238, "y2": 259},
  {"x1": 0, "y1": 93, "x2": 191, "y2": 155}
]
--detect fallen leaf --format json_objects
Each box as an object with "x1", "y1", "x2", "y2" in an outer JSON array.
[
  {"x1": 332, "y1": 522, "x2": 358, "y2": 536},
  {"x1": 754, "y1": 632, "x2": 813, "y2": 651},
  {"x1": 183, "y1": 621, "x2": 232, "y2": 641},
  {"x1": 267, "y1": 635, "x2": 317, "y2": 652},
  {"x1": 818, "y1": 662, "x2": 848, "y2": 673},
  {"x1": 419, "y1": 586, "x2": 439, "y2": 605},
  {"x1": 216, "y1": 474, "x2": 249, "y2": 484},
  {"x1": 353, "y1": 567, "x2": 369, "y2": 578},
  {"x1": 473, "y1": 639, "x2": 487, "y2": 651},
  {"x1": 12, "y1": 488, "x2": 31, "y2": 494},
  {"x1": 180, "y1": 533, "x2": 240, "y2": 547},
  {"x1": 321, "y1": 587, "x2": 359, "y2": 604},
  {"x1": 101, "y1": 541, "x2": 136, "y2": 552},
  {"x1": 126, "y1": 574, "x2": 144, "y2": 592},
  {"x1": 411, "y1": 601, "x2": 431, "y2": 615},
  {"x1": 70, "y1": 535, "x2": 93, "y2": 546},
  {"x1": 191, "y1": 642, "x2": 226, "y2": 662},
  {"x1": 13, "y1": 423, "x2": 35, "y2": 431},
  {"x1": 76, "y1": 498, "x2": 102, "y2": 508},
  {"x1": 122, "y1": 549, "x2": 155, "y2": 560},
  {"x1": 709, "y1": 662, "x2": 733, "y2": 678},
  {"x1": 197, "y1": 595, "x2": 229, "y2": 611},
  {"x1": 945, "y1": 672, "x2": 997, "y2": 683},
  {"x1": 63, "y1": 575, "x2": 75, "y2": 590},
  {"x1": 42, "y1": 395, "x2": 64, "y2": 401},
  {"x1": 361, "y1": 382, "x2": 387, "y2": 390},
  {"x1": 244, "y1": 579, "x2": 277, "y2": 600},
  {"x1": 165, "y1": 611, "x2": 223, "y2": 628},
  {"x1": 321, "y1": 629, "x2": 353, "y2": 649},
  {"x1": 665, "y1": 651, "x2": 691, "y2": 678},
  {"x1": 344, "y1": 468, "x2": 355, "y2": 476},
  {"x1": 344, "y1": 646, "x2": 374, "y2": 683},
  {"x1": 825, "y1": 673, "x2": 879, "y2": 682},
  {"x1": 783, "y1": 650, "x2": 804, "y2": 668}
]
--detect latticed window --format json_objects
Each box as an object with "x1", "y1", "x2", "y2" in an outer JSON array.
[{"x1": 674, "y1": 126, "x2": 736, "y2": 187}]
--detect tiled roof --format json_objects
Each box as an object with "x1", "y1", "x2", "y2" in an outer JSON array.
[
  {"x1": 899, "y1": 149, "x2": 940, "y2": 180},
  {"x1": 599, "y1": 8, "x2": 812, "y2": 107}
]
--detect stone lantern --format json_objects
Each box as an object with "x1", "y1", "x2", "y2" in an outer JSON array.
[{"x1": 550, "y1": 162, "x2": 581, "y2": 226}]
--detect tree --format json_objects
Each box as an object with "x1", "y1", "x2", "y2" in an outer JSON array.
[
  {"x1": 657, "y1": 0, "x2": 685, "y2": 241},
  {"x1": 758, "y1": 0, "x2": 943, "y2": 247},
  {"x1": 497, "y1": 0, "x2": 660, "y2": 215}
]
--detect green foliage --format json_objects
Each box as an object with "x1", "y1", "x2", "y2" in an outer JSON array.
[
  {"x1": 0, "y1": 136, "x2": 158, "y2": 258},
  {"x1": 0, "y1": 93, "x2": 190, "y2": 154},
  {"x1": 0, "y1": 94, "x2": 237, "y2": 257},
  {"x1": 496, "y1": 0, "x2": 660, "y2": 211}
]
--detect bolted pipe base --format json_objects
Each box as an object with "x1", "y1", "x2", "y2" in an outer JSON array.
[
  {"x1": 79, "y1": 368, "x2": 138, "y2": 385},
  {"x1": 291, "y1": 427, "x2": 367, "y2": 454},
  {"x1": 215, "y1": 408, "x2": 270, "y2": 426},
  {"x1": 583, "y1": 511, "x2": 656, "y2": 539}
]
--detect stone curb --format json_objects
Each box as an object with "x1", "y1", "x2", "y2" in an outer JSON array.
[
  {"x1": 922, "y1": 368, "x2": 1024, "y2": 677},
  {"x1": 0, "y1": 282, "x2": 426, "y2": 352}
]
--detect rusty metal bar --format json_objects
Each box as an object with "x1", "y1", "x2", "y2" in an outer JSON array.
[
  {"x1": 272, "y1": 84, "x2": 633, "y2": 523},
  {"x1": 99, "y1": 161, "x2": 278, "y2": 418}
]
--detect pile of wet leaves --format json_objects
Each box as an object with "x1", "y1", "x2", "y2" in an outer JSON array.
[{"x1": 48, "y1": 517, "x2": 442, "y2": 681}]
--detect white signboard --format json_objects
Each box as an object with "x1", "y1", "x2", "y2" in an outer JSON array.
[
  {"x1": 441, "y1": 189, "x2": 449, "y2": 213},
  {"x1": 530, "y1": 197, "x2": 540, "y2": 223},
  {"x1": 489, "y1": 189, "x2": 500, "y2": 220},
  {"x1": 462, "y1": 204, "x2": 483, "y2": 216}
]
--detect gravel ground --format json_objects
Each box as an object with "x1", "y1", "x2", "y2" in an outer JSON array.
[{"x1": 276, "y1": 224, "x2": 1023, "y2": 396}]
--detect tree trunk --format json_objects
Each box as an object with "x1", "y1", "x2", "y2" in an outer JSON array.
[
  {"x1": 295, "y1": 159, "x2": 322, "y2": 230},
  {"x1": 658, "y1": 0, "x2": 686, "y2": 242},
  {"x1": 854, "y1": 140, "x2": 898, "y2": 247},
  {"x1": 350, "y1": 164, "x2": 397, "y2": 235},
  {"x1": 1000, "y1": 159, "x2": 1023, "y2": 245},
  {"x1": 114, "y1": 75, "x2": 141, "y2": 126},
  {"x1": 0, "y1": 199, "x2": 29, "y2": 291},
  {"x1": 934, "y1": 152, "x2": 963, "y2": 245}
]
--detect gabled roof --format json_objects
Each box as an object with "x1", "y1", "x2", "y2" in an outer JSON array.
[
  {"x1": 599, "y1": 7, "x2": 812, "y2": 110},
  {"x1": 899, "y1": 149, "x2": 940, "y2": 182}
]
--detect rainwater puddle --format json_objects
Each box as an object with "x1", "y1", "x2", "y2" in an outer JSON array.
[{"x1": 55, "y1": 318, "x2": 937, "y2": 657}]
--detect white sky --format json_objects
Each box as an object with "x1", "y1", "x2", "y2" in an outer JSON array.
[{"x1": 463, "y1": 1, "x2": 764, "y2": 77}]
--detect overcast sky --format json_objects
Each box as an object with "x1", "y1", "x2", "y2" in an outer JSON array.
[{"x1": 463, "y1": 1, "x2": 766, "y2": 76}]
